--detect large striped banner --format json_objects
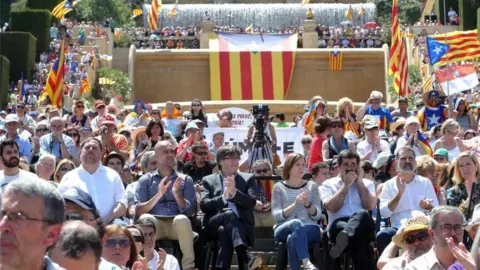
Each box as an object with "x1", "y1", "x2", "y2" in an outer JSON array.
[{"x1": 209, "y1": 32, "x2": 297, "y2": 101}]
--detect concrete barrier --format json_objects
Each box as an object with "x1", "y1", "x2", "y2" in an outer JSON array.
[{"x1": 112, "y1": 48, "x2": 130, "y2": 73}]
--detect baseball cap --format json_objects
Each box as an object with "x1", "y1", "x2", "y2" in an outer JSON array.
[
  {"x1": 94, "y1": 100, "x2": 105, "y2": 108},
  {"x1": 373, "y1": 152, "x2": 391, "y2": 169},
  {"x1": 192, "y1": 119, "x2": 205, "y2": 126},
  {"x1": 434, "y1": 148, "x2": 449, "y2": 158},
  {"x1": 101, "y1": 114, "x2": 116, "y2": 125},
  {"x1": 60, "y1": 186, "x2": 100, "y2": 217},
  {"x1": 5, "y1": 114, "x2": 19, "y2": 123},
  {"x1": 185, "y1": 122, "x2": 199, "y2": 132},
  {"x1": 405, "y1": 116, "x2": 420, "y2": 127},
  {"x1": 364, "y1": 120, "x2": 378, "y2": 130}
]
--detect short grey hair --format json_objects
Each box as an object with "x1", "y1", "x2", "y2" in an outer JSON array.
[
  {"x1": 35, "y1": 153, "x2": 56, "y2": 173},
  {"x1": 370, "y1": 90, "x2": 383, "y2": 100},
  {"x1": 430, "y1": 206, "x2": 465, "y2": 229},
  {"x1": 36, "y1": 120, "x2": 50, "y2": 130},
  {"x1": 140, "y1": 151, "x2": 155, "y2": 171},
  {"x1": 4, "y1": 178, "x2": 65, "y2": 225},
  {"x1": 50, "y1": 221, "x2": 102, "y2": 264},
  {"x1": 252, "y1": 159, "x2": 272, "y2": 171}
]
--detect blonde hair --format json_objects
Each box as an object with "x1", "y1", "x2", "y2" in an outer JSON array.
[
  {"x1": 54, "y1": 159, "x2": 76, "y2": 183},
  {"x1": 308, "y1": 95, "x2": 324, "y2": 106},
  {"x1": 336, "y1": 97, "x2": 354, "y2": 117},
  {"x1": 441, "y1": 119, "x2": 460, "y2": 135},
  {"x1": 453, "y1": 152, "x2": 480, "y2": 185},
  {"x1": 370, "y1": 90, "x2": 383, "y2": 100},
  {"x1": 416, "y1": 155, "x2": 437, "y2": 178},
  {"x1": 282, "y1": 153, "x2": 305, "y2": 180}
]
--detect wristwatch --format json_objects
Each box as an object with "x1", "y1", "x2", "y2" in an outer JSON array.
[{"x1": 304, "y1": 202, "x2": 312, "y2": 209}]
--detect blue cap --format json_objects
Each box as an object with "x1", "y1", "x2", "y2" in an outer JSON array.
[{"x1": 60, "y1": 186, "x2": 99, "y2": 216}]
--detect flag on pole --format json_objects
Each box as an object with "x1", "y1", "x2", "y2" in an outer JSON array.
[
  {"x1": 358, "y1": 6, "x2": 364, "y2": 16},
  {"x1": 426, "y1": 30, "x2": 480, "y2": 67},
  {"x1": 209, "y1": 32, "x2": 297, "y2": 100},
  {"x1": 148, "y1": 0, "x2": 162, "y2": 30},
  {"x1": 300, "y1": 0, "x2": 310, "y2": 7},
  {"x1": 132, "y1": 8, "x2": 143, "y2": 18},
  {"x1": 435, "y1": 64, "x2": 479, "y2": 95},
  {"x1": 345, "y1": 5, "x2": 353, "y2": 21},
  {"x1": 422, "y1": 73, "x2": 434, "y2": 91},
  {"x1": 80, "y1": 72, "x2": 91, "y2": 94},
  {"x1": 52, "y1": 0, "x2": 78, "y2": 19},
  {"x1": 167, "y1": 0, "x2": 178, "y2": 19},
  {"x1": 389, "y1": 0, "x2": 401, "y2": 75},
  {"x1": 393, "y1": 37, "x2": 410, "y2": 97},
  {"x1": 44, "y1": 40, "x2": 66, "y2": 109},
  {"x1": 329, "y1": 51, "x2": 343, "y2": 71}
]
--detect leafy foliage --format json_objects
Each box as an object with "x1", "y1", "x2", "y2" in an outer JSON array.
[
  {"x1": 97, "y1": 67, "x2": 131, "y2": 103},
  {"x1": 73, "y1": 0, "x2": 131, "y2": 26},
  {"x1": 115, "y1": 32, "x2": 135, "y2": 48},
  {"x1": 27, "y1": 0, "x2": 60, "y2": 10},
  {"x1": 388, "y1": 65, "x2": 422, "y2": 108},
  {"x1": 0, "y1": 32, "x2": 37, "y2": 82},
  {"x1": 373, "y1": 0, "x2": 423, "y2": 26},
  {"x1": 10, "y1": 0, "x2": 27, "y2": 12}
]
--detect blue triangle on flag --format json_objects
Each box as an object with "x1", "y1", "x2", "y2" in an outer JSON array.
[{"x1": 426, "y1": 37, "x2": 449, "y2": 66}]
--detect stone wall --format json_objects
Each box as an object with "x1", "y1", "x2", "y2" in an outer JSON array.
[
  {"x1": 112, "y1": 48, "x2": 130, "y2": 73},
  {"x1": 130, "y1": 48, "x2": 387, "y2": 104}
]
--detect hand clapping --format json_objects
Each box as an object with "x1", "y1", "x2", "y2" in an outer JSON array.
[
  {"x1": 224, "y1": 176, "x2": 236, "y2": 197},
  {"x1": 172, "y1": 177, "x2": 182, "y2": 195},
  {"x1": 157, "y1": 176, "x2": 172, "y2": 198}
]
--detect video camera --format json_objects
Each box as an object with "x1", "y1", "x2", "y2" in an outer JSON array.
[{"x1": 251, "y1": 104, "x2": 270, "y2": 147}]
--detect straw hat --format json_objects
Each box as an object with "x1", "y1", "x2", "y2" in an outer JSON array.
[
  {"x1": 392, "y1": 212, "x2": 430, "y2": 249},
  {"x1": 390, "y1": 117, "x2": 406, "y2": 132},
  {"x1": 422, "y1": 89, "x2": 446, "y2": 106},
  {"x1": 131, "y1": 126, "x2": 146, "y2": 141}
]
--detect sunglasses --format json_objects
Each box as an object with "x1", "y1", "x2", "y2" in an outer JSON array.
[
  {"x1": 152, "y1": 111, "x2": 160, "y2": 115},
  {"x1": 301, "y1": 141, "x2": 312, "y2": 145},
  {"x1": 404, "y1": 231, "x2": 429, "y2": 245},
  {"x1": 76, "y1": 105, "x2": 85, "y2": 109},
  {"x1": 192, "y1": 104, "x2": 202, "y2": 107},
  {"x1": 16, "y1": 105, "x2": 25, "y2": 109},
  {"x1": 105, "y1": 238, "x2": 130, "y2": 248},
  {"x1": 117, "y1": 114, "x2": 124, "y2": 117},
  {"x1": 108, "y1": 110, "x2": 116, "y2": 114},
  {"x1": 195, "y1": 151, "x2": 207, "y2": 156},
  {"x1": 68, "y1": 133, "x2": 79, "y2": 137},
  {"x1": 370, "y1": 99, "x2": 380, "y2": 104},
  {"x1": 97, "y1": 105, "x2": 105, "y2": 110},
  {"x1": 60, "y1": 166, "x2": 72, "y2": 172},
  {"x1": 133, "y1": 235, "x2": 144, "y2": 243},
  {"x1": 255, "y1": 168, "x2": 270, "y2": 174}
]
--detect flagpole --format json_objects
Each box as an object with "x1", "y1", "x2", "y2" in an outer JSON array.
[{"x1": 442, "y1": 0, "x2": 450, "y2": 98}]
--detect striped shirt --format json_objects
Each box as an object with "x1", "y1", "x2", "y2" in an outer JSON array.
[{"x1": 271, "y1": 180, "x2": 322, "y2": 227}]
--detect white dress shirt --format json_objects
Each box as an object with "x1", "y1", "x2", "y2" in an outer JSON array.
[
  {"x1": 357, "y1": 139, "x2": 391, "y2": 162},
  {"x1": 58, "y1": 163, "x2": 127, "y2": 219},
  {"x1": 147, "y1": 249, "x2": 180, "y2": 270},
  {"x1": 406, "y1": 248, "x2": 447, "y2": 270},
  {"x1": 380, "y1": 175, "x2": 439, "y2": 228},
  {"x1": 319, "y1": 176, "x2": 375, "y2": 229}
]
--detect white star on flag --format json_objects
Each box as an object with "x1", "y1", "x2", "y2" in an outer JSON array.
[
  {"x1": 433, "y1": 46, "x2": 443, "y2": 55},
  {"x1": 427, "y1": 114, "x2": 440, "y2": 125}
]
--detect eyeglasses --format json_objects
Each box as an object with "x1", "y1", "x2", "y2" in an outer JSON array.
[
  {"x1": 404, "y1": 231, "x2": 429, "y2": 245},
  {"x1": 76, "y1": 105, "x2": 85, "y2": 109},
  {"x1": 301, "y1": 141, "x2": 312, "y2": 144},
  {"x1": 0, "y1": 210, "x2": 52, "y2": 225},
  {"x1": 438, "y1": 224, "x2": 464, "y2": 234},
  {"x1": 117, "y1": 114, "x2": 124, "y2": 118},
  {"x1": 108, "y1": 110, "x2": 116, "y2": 114},
  {"x1": 370, "y1": 99, "x2": 380, "y2": 104},
  {"x1": 68, "y1": 133, "x2": 79, "y2": 137},
  {"x1": 195, "y1": 151, "x2": 207, "y2": 156},
  {"x1": 255, "y1": 168, "x2": 270, "y2": 174},
  {"x1": 105, "y1": 238, "x2": 130, "y2": 248},
  {"x1": 133, "y1": 235, "x2": 144, "y2": 243}
]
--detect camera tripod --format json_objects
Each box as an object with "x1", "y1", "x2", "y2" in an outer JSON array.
[{"x1": 248, "y1": 137, "x2": 274, "y2": 173}]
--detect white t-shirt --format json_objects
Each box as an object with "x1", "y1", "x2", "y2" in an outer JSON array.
[
  {"x1": 0, "y1": 170, "x2": 39, "y2": 191},
  {"x1": 98, "y1": 258, "x2": 122, "y2": 270},
  {"x1": 148, "y1": 250, "x2": 180, "y2": 270},
  {"x1": 357, "y1": 139, "x2": 391, "y2": 163}
]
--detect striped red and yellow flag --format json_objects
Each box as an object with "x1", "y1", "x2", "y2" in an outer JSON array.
[
  {"x1": 148, "y1": 0, "x2": 162, "y2": 30},
  {"x1": 358, "y1": 6, "x2": 364, "y2": 16},
  {"x1": 167, "y1": 0, "x2": 178, "y2": 19},
  {"x1": 389, "y1": 0, "x2": 400, "y2": 75},
  {"x1": 45, "y1": 40, "x2": 66, "y2": 108},
  {"x1": 51, "y1": 0, "x2": 78, "y2": 19},
  {"x1": 345, "y1": 5, "x2": 353, "y2": 21},
  {"x1": 80, "y1": 72, "x2": 91, "y2": 94},
  {"x1": 209, "y1": 32, "x2": 297, "y2": 100},
  {"x1": 300, "y1": 0, "x2": 310, "y2": 7},
  {"x1": 426, "y1": 30, "x2": 480, "y2": 67},
  {"x1": 329, "y1": 51, "x2": 343, "y2": 71},
  {"x1": 422, "y1": 73, "x2": 434, "y2": 91},
  {"x1": 393, "y1": 38, "x2": 410, "y2": 97}
]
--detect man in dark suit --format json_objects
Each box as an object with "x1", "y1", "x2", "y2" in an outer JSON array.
[{"x1": 200, "y1": 145, "x2": 259, "y2": 270}]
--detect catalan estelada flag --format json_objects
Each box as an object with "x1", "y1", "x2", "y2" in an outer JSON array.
[
  {"x1": 52, "y1": 0, "x2": 78, "y2": 19},
  {"x1": 329, "y1": 51, "x2": 343, "y2": 71},
  {"x1": 132, "y1": 8, "x2": 143, "y2": 18},
  {"x1": 80, "y1": 72, "x2": 91, "y2": 94},
  {"x1": 209, "y1": 32, "x2": 297, "y2": 100},
  {"x1": 167, "y1": 0, "x2": 178, "y2": 19},
  {"x1": 44, "y1": 40, "x2": 66, "y2": 109},
  {"x1": 404, "y1": 131, "x2": 432, "y2": 156},
  {"x1": 427, "y1": 30, "x2": 480, "y2": 67}
]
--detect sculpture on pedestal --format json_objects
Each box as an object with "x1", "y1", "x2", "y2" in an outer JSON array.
[{"x1": 306, "y1": 8, "x2": 314, "y2": 20}]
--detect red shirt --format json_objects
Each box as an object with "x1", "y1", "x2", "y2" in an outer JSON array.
[
  {"x1": 176, "y1": 139, "x2": 207, "y2": 162},
  {"x1": 308, "y1": 134, "x2": 325, "y2": 172}
]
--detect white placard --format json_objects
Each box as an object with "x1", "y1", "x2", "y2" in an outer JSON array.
[
  {"x1": 204, "y1": 127, "x2": 305, "y2": 164},
  {"x1": 206, "y1": 108, "x2": 254, "y2": 128}
]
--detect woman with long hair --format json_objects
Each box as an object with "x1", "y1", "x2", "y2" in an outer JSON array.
[
  {"x1": 300, "y1": 96, "x2": 327, "y2": 135},
  {"x1": 66, "y1": 126, "x2": 82, "y2": 166},
  {"x1": 136, "y1": 119, "x2": 165, "y2": 161},
  {"x1": 336, "y1": 97, "x2": 360, "y2": 140},
  {"x1": 102, "y1": 224, "x2": 138, "y2": 269},
  {"x1": 434, "y1": 119, "x2": 468, "y2": 162},
  {"x1": 190, "y1": 99, "x2": 208, "y2": 126},
  {"x1": 67, "y1": 100, "x2": 91, "y2": 128},
  {"x1": 416, "y1": 155, "x2": 446, "y2": 204},
  {"x1": 447, "y1": 152, "x2": 480, "y2": 220},
  {"x1": 322, "y1": 117, "x2": 355, "y2": 160},
  {"x1": 53, "y1": 159, "x2": 76, "y2": 183},
  {"x1": 453, "y1": 97, "x2": 477, "y2": 131},
  {"x1": 271, "y1": 153, "x2": 322, "y2": 270}
]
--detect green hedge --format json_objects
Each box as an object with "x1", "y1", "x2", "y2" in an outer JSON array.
[
  {"x1": 0, "y1": 32, "x2": 37, "y2": 82},
  {"x1": 27, "y1": 0, "x2": 62, "y2": 10},
  {"x1": 11, "y1": 9, "x2": 52, "y2": 60},
  {"x1": 459, "y1": 0, "x2": 479, "y2": 30},
  {"x1": 435, "y1": 0, "x2": 459, "y2": 25},
  {"x1": 0, "y1": 0, "x2": 12, "y2": 24},
  {"x1": 0, "y1": 56, "x2": 10, "y2": 108}
]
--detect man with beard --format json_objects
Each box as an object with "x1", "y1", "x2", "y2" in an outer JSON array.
[
  {"x1": 58, "y1": 138, "x2": 126, "y2": 224},
  {"x1": 378, "y1": 212, "x2": 433, "y2": 269},
  {"x1": 0, "y1": 139, "x2": 38, "y2": 191},
  {"x1": 407, "y1": 206, "x2": 473, "y2": 270},
  {"x1": 183, "y1": 143, "x2": 218, "y2": 184},
  {"x1": 377, "y1": 146, "x2": 438, "y2": 255}
]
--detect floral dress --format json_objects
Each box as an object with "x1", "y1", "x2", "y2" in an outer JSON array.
[{"x1": 446, "y1": 182, "x2": 480, "y2": 219}]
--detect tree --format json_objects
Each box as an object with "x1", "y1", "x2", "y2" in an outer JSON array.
[
  {"x1": 97, "y1": 67, "x2": 131, "y2": 103},
  {"x1": 373, "y1": 0, "x2": 423, "y2": 26},
  {"x1": 74, "y1": 0, "x2": 132, "y2": 26}
]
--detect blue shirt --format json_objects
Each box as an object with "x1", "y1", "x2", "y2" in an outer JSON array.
[
  {"x1": 365, "y1": 106, "x2": 393, "y2": 129},
  {"x1": 0, "y1": 133, "x2": 32, "y2": 163},
  {"x1": 135, "y1": 170, "x2": 196, "y2": 217},
  {"x1": 39, "y1": 133, "x2": 75, "y2": 159}
]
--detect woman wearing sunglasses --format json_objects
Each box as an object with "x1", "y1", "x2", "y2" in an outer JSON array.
[
  {"x1": 66, "y1": 126, "x2": 82, "y2": 166},
  {"x1": 127, "y1": 225, "x2": 145, "y2": 257},
  {"x1": 321, "y1": 117, "x2": 354, "y2": 160},
  {"x1": 68, "y1": 100, "x2": 91, "y2": 128},
  {"x1": 53, "y1": 159, "x2": 76, "y2": 183},
  {"x1": 102, "y1": 224, "x2": 138, "y2": 269}
]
